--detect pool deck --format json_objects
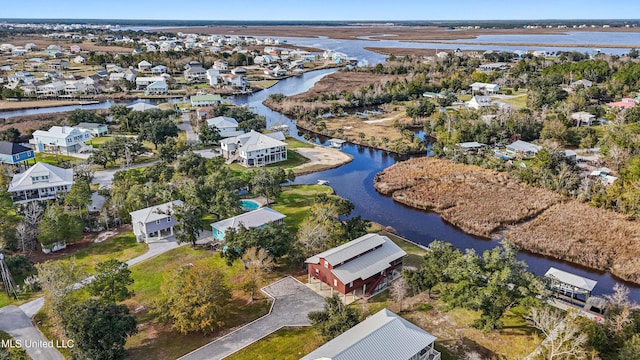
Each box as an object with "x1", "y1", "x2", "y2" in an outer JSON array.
[{"x1": 244, "y1": 196, "x2": 270, "y2": 207}]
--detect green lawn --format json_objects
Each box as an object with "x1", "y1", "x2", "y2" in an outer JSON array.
[
  {"x1": 284, "y1": 137, "x2": 314, "y2": 149},
  {"x1": 85, "y1": 135, "x2": 116, "y2": 148},
  {"x1": 493, "y1": 94, "x2": 528, "y2": 109},
  {"x1": 35, "y1": 152, "x2": 82, "y2": 168},
  {"x1": 380, "y1": 231, "x2": 427, "y2": 269},
  {"x1": 123, "y1": 246, "x2": 272, "y2": 360},
  {"x1": 0, "y1": 330, "x2": 29, "y2": 359},
  {"x1": 271, "y1": 185, "x2": 334, "y2": 230},
  {"x1": 225, "y1": 327, "x2": 325, "y2": 360}
]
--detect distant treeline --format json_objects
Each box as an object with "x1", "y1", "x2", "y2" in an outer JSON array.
[{"x1": 1, "y1": 18, "x2": 640, "y2": 28}]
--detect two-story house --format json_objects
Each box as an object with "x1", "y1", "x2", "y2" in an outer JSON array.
[
  {"x1": 0, "y1": 141, "x2": 35, "y2": 166},
  {"x1": 8, "y1": 162, "x2": 74, "y2": 203},
  {"x1": 130, "y1": 200, "x2": 183, "y2": 242},
  {"x1": 211, "y1": 207, "x2": 285, "y2": 241},
  {"x1": 31, "y1": 126, "x2": 92, "y2": 154},
  {"x1": 306, "y1": 233, "x2": 407, "y2": 300},
  {"x1": 220, "y1": 130, "x2": 287, "y2": 167},
  {"x1": 206, "y1": 116, "x2": 244, "y2": 138},
  {"x1": 75, "y1": 122, "x2": 109, "y2": 137}
]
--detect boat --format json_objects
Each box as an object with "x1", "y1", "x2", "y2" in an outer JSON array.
[
  {"x1": 317, "y1": 180, "x2": 330, "y2": 185},
  {"x1": 328, "y1": 138, "x2": 347, "y2": 148}
]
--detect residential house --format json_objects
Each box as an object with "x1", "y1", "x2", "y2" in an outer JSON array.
[
  {"x1": 220, "y1": 130, "x2": 287, "y2": 167},
  {"x1": 569, "y1": 79, "x2": 593, "y2": 89},
  {"x1": 8, "y1": 162, "x2": 74, "y2": 204},
  {"x1": 607, "y1": 98, "x2": 637, "y2": 109},
  {"x1": 11, "y1": 48, "x2": 26, "y2": 57},
  {"x1": 0, "y1": 141, "x2": 35, "y2": 166},
  {"x1": 190, "y1": 94, "x2": 221, "y2": 107},
  {"x1": 70, "y1": 45, "x2": 81, "y2": 53},
  {"x1": 36, "y1": 81, "x2": 66, "y2": 97},
  {"x1": 300, "y1": 308, "x2": 440, "y2": 360},
  {"x1": 144, "y1": 80, "x2": 169, "y2": 95},
  {"x1": 127, "y1": 102, "x2": 159, "y2": 112},
  {"x1": 506, "y1": 140, "x2": 542, "y2": 158},
  {"x1": 466, "y1": 96, "x2": 494, "y2": 110},
  {"x1": 571, "y1": 111, "x2": 596, "y2": 126},
  {"x1": 211, "y1": 207, "x2": 286, "y2": 241},
  {"x1": 130, "y1": 200, "x2": 183, "y2": 242},
  {"x1": 151, "y1": 65, "x2": 167, "y2": 75},
  {"x1": 470, "y1": 82, "x2": 500, "y2": 94},
  {"x1": 48, "y1": 61, "x2": 69, "y2": 71},
  {"x1": 137, "y1": 60, "x2": 152, "y2": 72},
  {"x1": 478, "y1": 62, "x2": 509, "y2": 71},
  {"x1": 124, "y1": 68, "x2": 138, "y2": 82},
  {"x1": 457, "y1": 141, "x2": 487, "y2": 154},
  {"x1": 31, "y1": 126, "x2": 92, "y2": 154},
  {"x1": 231, "y1": 67, "x2": 247, "y2": 76},
  {"x1": 135, "y1": 76, "x2": 165, "y2": 90},
  {"x1": 72, "y1": 55, "x2": 86, "y2": 64},
  {"x1": 184, "y1": 64, "x2": 207, "y2": 82},
  {"x1": 206, "y1": 116, "x2": 244, "y2": 138},
  {"x1": 222, "y1": 74, "x2": 247, "y2": 89},
  {"x1": 76, "y1": 122, "x2": 108, "y2": 137},
  {"x1": 306, "y1": 233, "x2": 407, "y2": 299},
  {"x1": 213, "y1": 59, "x2": 228, "y2": 71},
  {"x1": 206, "y1": 68, "x2": 220, "y2": 86}
]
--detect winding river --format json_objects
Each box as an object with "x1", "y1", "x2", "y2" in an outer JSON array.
[{"x1": 3, "y1": 38, "x2": 640, "y2": 300}]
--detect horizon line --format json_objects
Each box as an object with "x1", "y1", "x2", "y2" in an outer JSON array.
[{"x1": 1, "y1": 18, "x2": 640, "y2": 22}]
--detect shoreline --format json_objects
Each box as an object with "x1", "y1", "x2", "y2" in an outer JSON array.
[{"x1": 292, "y1": 146, "x2": 353, "y2": 175}]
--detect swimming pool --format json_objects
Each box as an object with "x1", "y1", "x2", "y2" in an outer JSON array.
[{"x1": 240, "y1": 199, "x2": 260, "y2": 211}]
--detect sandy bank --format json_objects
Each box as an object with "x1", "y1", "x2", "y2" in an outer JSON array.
[{"x1": 293, "y1": 146, "x2": 352, "y2": 175}]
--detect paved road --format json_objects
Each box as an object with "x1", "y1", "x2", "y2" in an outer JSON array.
[
  {"x1": 92, "y1": 160, "x2": 160, "y2": 188},
  {"x1": 179, "y1": 277, "x2": 325, "y2": 360},
  {"x1": 178, "y1": 113, "x2": 199, "y2": 144},
  {"x1": 0, "y1": 306, "x2": 64, "y2": 360}
]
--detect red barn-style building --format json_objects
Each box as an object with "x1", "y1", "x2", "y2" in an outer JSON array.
[{"x1": 306, "y1": 233, "x2": 406, "y2": 300}]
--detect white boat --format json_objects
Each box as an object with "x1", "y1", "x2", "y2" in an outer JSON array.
[{"x1": 317, "y1": 180, "x2": 330, "y2": 185}]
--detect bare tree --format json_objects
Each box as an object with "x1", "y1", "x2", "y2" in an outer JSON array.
[
  {"x1": 240, "y1": 247, "x2": 274, "y2": 303},
  {"x1": 16, "y1": 202, "x2": 43, "y2": 251},
  {"x1": 528, "y1": 306, "x2": 588, "y2": 360},
  {"x1": 390, "y1": 278, "x2": 408, "y2": 313}
]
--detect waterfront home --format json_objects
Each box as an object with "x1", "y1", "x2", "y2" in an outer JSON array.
[
  {"x1": 544, "y1": 267, "x2": 597, "y2": 304},
  {"x1": 466, "y1": 95, "x2": 494, "y2": 110},
  {"x1": 220, "y1": 130, "x2": 287, "y2": 167},
  {"x1": 206, "y1": 68, "x2": 220, "y2": 86},
  {"x1": 231, "y1": 67, "x2": 247, "y2": 76},
  {"x1": 124, "y1": 68, "x2": 138, "y2": 82},
  {"x1": 506, "y1": 140, "x2": 542, "y2": 158},
  {"x1": 478, "y1": 62, "x2": 509, "y2": 71},
  {"x1": 31, "y1": 126, "x2": 92, "y2": 154},
  {"x1": 190, "y1": 94, "x2": 221, "y2": 107},
  {"x1": 75, "y1": 122, "x2": 108, "y2": 137},
  {"x1": 571, "y1": 111, "x2": 596, "y2": 126},
  {"x1": 127, "y1": 102, "x2": 159, "y2": 112},
  {"x1": 0, "y1": 141, "x2": 35, "y2": 166},
  {"x1": 184, "y1": 63, "x2": 207, "y2": 82},
  {"x1": 144, "y1": 80, "x2": 168, "y2": 95},
  {"x1": 305, "y1": 233, "x2": 406, "y2": 299},
  {"x1": 135, "y1": 76, "x2": 165, "y2": 90},
  {"x1": 206, "y1": 116, "x2": 244, "y2": 138},
  {"x1": 221, "y1": 74, "x2": 248, "y2": 89},
  {"x1": 211, "y1": 207, "x2": 286, "y2": 241},
  {"x1": 137, "y1": 60, "x2": 152, "y2": 72},
  {"x1": 130, "y1": 200, "x2": 183, "y2": 242},
  {"x1": 470, "y1": 82, "x2": 500, "y2": 94},
  {"x1": 8, "y1": 162, "x2": 73, "y2": 204},
  {"x1": 300, "y1": 308, "x2": 440, "y2": 360}
]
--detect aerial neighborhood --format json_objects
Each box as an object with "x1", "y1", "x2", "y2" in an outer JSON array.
[{"x1": 1, "y1": 15, "x2": 640, "y2": 360}]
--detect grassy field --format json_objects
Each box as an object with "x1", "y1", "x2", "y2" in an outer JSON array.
[
  {"x1": 250, "y1": 79, "x2": 279, "y2": 89},
  {"x1": 271, "y1": 184, "x2": 334, "y2": 230},
  {"x1": 35, "y1": 152, "x2": 82, "y2": 167},
  {"x1": 284, "y1": 137, "x2": 314, "y2": 149},
  {"x1": 123, "y1": 246, "x2": 272, "y2": 360},
  {"x1": 493, "y1": 94, "x2": 528, "y2": 109},
  {"x1": 225, "y1": 327, "x2": 324, "y2": 360}
]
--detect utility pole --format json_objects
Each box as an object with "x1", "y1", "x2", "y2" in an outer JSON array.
[{"x1": 0, "y1": 253, "x2": 18, "y2": 299}]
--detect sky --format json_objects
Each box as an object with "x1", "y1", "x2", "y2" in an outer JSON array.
[{"x1": 2, "y1": 0, "x2": 640, "y2": 21}]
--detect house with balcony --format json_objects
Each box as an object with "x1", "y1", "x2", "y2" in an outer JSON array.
[
  {"x1": 76, "y1": 122, "x2": 109, "y2": 137},
  {"x1": 135, "y1": 76, "x2": 165, "y2": 90},
  {"x1": 31, "y1": 126, "x2": 92, "y2": 154},
  {"x1": 211, "y1": 207, "x2": 286, "y2": 241},
  {"x1": 220, "y1": 130, "x2": 287, "y2": 167},
  {"x1": 0, "y1": 141, "x2": 35, "y2": 166},
  {"x1": 184, "y1": 63, "x2": 207, "y2": 83},
  {"x1": 306, "y1": 233, "x2": 407, "y2": 300},
  {"x1": 190, "y1": 94, "x2": 221, "y2": 107},
  {"x1": 8, "y1": 162, "x2": 74, "y2": 204},
  {"x1": 130, "y1": 200, "x2": 182, "y2": 242},
  {"x1": 300, "y1": 308, "x2": 440, "y2": 360},
  {"x1": 144, "y1": 80, "x2": 168, "y2": 95}
]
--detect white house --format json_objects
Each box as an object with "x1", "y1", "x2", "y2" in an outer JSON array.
[
  {"x1": 184, "y1": 64, "x2": 207, "y2": 82},
  {"x1": 300, "y1": 308, "x2": 440, "y2": 360},
  {"x1": 135, "y1": 76, "x2": 165, "y2": 90},
  {"x1": 190, "y1": 94, "x2": 221, "y2": 107},
  {"x1": 206, "y1": 68, "x2": 220, "y2": 86},
  {"x1": 506, "y1": 140, "x2": 542, "y2": 158},
  {"x1": 130, "y1": 200, "x2": 182, "y2": 242},
  {"x1": 8, "y1": 162, "x2": 74, "y2": 204},
  {"x1": 144, "y1": 80, "x2": 168, "y2": 95},
  {"x1": 470, "y1": 82, "x2": 500, "y2": 94},
  {"x1": 137, "y1": 60, "x2": 152, "y2": 72},
  {"x1": 206, "y1": 116, "x2": 244, "y2": 138},
  {"x1": 220, "y1": 130, "x2": 287, "y2": 167},
  {"x1": 466, "y1": 96, "x2": 494, "y2": 110},
  {"x1": 213, "y1": 59, "x2": 228, "y2": 71},
  {"x1": 571, "y1": 111, "x2": 596, "y2": 126},
  {"x1": 31, "y1": 126, "x2": 92, "y2": 154},
  {"x1": 211, "y1": 207, "x2": 286, "y2": 241},
  {"x1": 151, "y1": 65, "x2": 167, "y2": 75}
]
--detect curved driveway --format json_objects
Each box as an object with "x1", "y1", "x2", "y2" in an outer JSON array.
[{"x1": 179, "y1": 277, "x2": 325, "y2": 360}]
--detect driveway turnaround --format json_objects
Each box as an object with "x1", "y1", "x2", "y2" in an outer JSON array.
[
  {"x1": 0, "y1": 306, "x2": 64, "y2": 360},
  {"x1": 179, "y1": 276, "x2": 325, "y2": 360}
]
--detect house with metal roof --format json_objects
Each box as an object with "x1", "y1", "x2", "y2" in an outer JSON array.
[
  {"x1": 220, "y1": 130, "x2": 287, "y2": 167},
  {"x1": 306, "y1": 233, "x2": 406, "y2": 300},
  {"x1": 8, "y1": 162, "x2": 73, "y2": 204},
  {"x1": 206, "y1": 116, "x2": 243, "y2": 138},
  {"x1": 544, "y1": 267, "x2": 597, "y2": 304},
  {"x1": 466, "y1": 95, "x2": 494, "y2": 110},
  {"x1": 0, "y1": 141, "x2": 35, "y2": 166},
  {"x1": 130, "y1": 200, "x2": 183, "y2": 242},
  {"x1": 75, "y1": 122, "x2": 109, "y2": 137},
  {"x1": 506, "y1": 140, "x2": 542, "y2": 158},
  {"x1": 210, "y1": 207, "x2": 285, "y2": 241},
  {"x1": 127, "y1": 102, "x2": 159, "y2": 112},
  {"x1": 190, "y1": 94, "x2": 222, "y2": 107},
  {"x1": 300, "y1": 308, "x2": 440, "y2": 360},
  {"x1": 31, "y1": 126, "x2": 92, "y2": 154}
]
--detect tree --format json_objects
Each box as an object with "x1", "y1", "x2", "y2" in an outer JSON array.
[
  {"x1": 15, "y1": 202, "x2": 43, "y2": 251},
  {"x1": 65, "y1": 178, "x2": 92, "y2": 216},
  {"x1": 221, "y1": 222, "x2": 293, "y2": 265},
  {"x1": 199, "y1": 122, "x2": 221, "y2": 145},
  {"x1": 173, "y1": 203, "x2": 204, "y2": 246},
  {"x1": 0, "y1": 191, "x2": 19, "y2": 250},
  {"x1": 403, "y1": 240, "x2": 461, "y2": 298},
  {"x1": 240, "y1": 247, "x2": 274, "y2": 302},
  {"x1": 528, "y1": 306, "x2": 589, "y2": 359},
  {"x1": 139, "y1": 118, "x2": 179, "y2": 149},
  {"x1": 37, "y1": 205, "x2": 84, "y2": 251},
  {"x1": 66, "y1": 109, "x2": 104, "y2": 126},
  {"x1": 62, "y1": 299, "x2": 137, "y2": 360},
  {"x1": 87, "y1": 260, "x2": 134, "y2": 303},
  {"x1": 390, "y1": 278, "x2": 408, "y2": 312},
  {"x1": 153, "y1": 264, "x2": 232, "y2": 334},
  {"x1": 249, "y1": 167, "x2": 287, "y2": 200},
  {"x1": 620, "y1": 334, "x2": 640, "y2": 359},
  {"x1": 0, "y1": 127, "x2": 20, "y2": 142},
  {"x1": 308, "y1": 293, "x2": 360, "y2": 340},
  {"x1": 35, "y1": 261, "x2": 82, "y2": 319}
]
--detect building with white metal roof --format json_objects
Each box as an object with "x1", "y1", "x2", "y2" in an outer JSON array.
[
  {"x1": 8, "y1": 162, "x2": 73, "y2": 203},
  {"x1": 300, "y1": 308, "x2": 440, "y2": 360},
  {"x1": 211, "y1": 207, "x2": 285, "y2": 240},
  {"x1": 220, "y1": 130, "x2": 287, "y2": 167}
]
